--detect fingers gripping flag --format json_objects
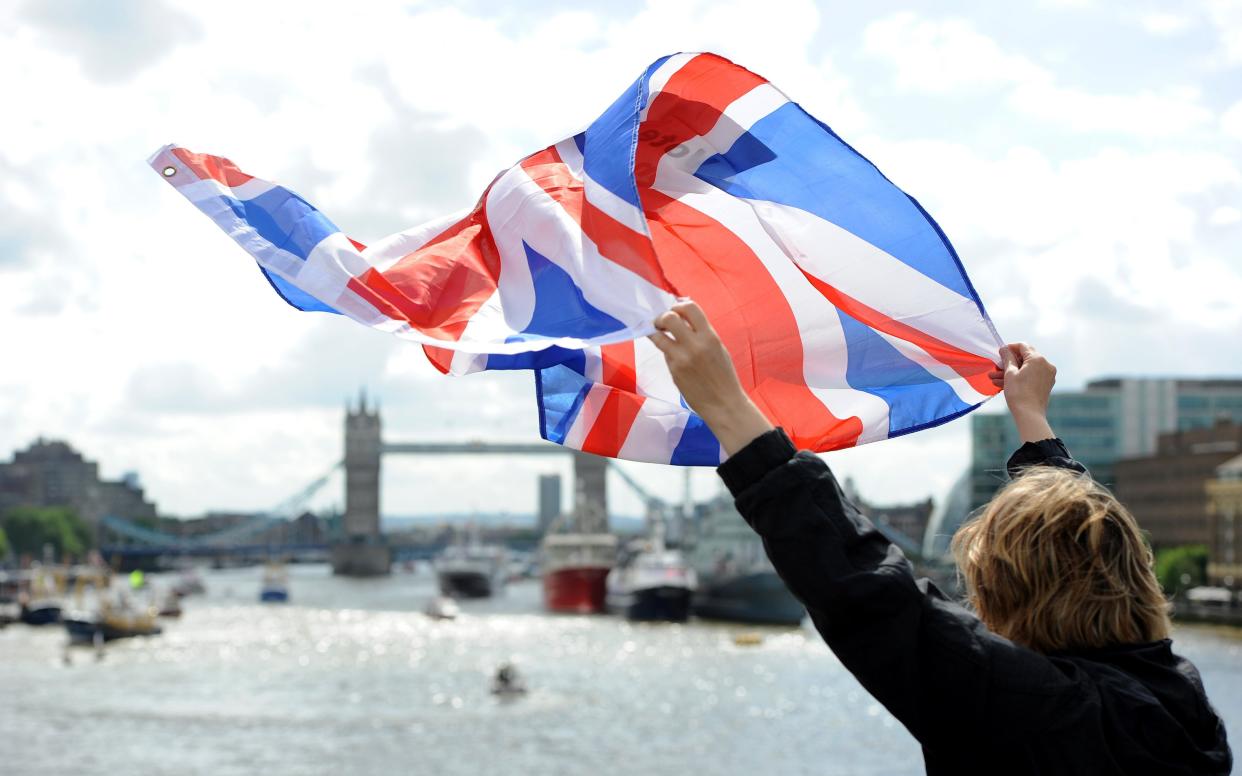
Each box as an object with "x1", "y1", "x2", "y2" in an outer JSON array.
[{"x1": 150, "y1": 52, "x2": 1003, "y2": 465}]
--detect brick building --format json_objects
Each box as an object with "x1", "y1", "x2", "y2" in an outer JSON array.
[
  {"x1": 1114, "y1": 420, "x2": 1242, "y2": 548},
  {"x1": 0, "y1": 438, "x2": 157, "y2": 530}
]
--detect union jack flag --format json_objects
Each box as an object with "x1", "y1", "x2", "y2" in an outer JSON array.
[{"x1": 150, "y1": 52, "x2": 1002, "y2": 465}]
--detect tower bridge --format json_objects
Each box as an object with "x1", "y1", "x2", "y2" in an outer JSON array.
[{"x1": 335, "y1": 393, "x2": 607, "y2": 576}]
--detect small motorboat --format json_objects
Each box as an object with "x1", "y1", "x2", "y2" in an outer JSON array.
[
  {"x1": 490, "y1": 662, "x2": 527, "y2": 698},
  {"x1": 64, "y1": 598, "x2": 161, "y2": 645},
  {"x1": 172, "y1": 569, "x2": 206, "y2": 597},
  {"x1": 423, "y1": 596, "x2": 460, "y2": 621},
  {"x1": 259, "y1": 563, "x2": 290, "y2": 603}
]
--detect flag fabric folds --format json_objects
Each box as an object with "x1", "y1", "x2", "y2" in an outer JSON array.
[{"x1": 149, "y1": 52, "x2": 1003, "y2": 466}]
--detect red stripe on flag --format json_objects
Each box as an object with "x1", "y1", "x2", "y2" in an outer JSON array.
[
  {"x1": 642, "y1": 190, "x2": 863, "y2": 451},
  {"x1": 422, "y1": 345, "x2": 455, "y2": 375},
  {"x1": 346, "y1": 199, "x2": 502, "y2": 342},
  {"x1": 601, "y1": 341, "x2": 638, "y2": 394},
  {"x1": 634, "y1": 55, "x2": 766, "y2": 189},
  {"x1": 581, "y1": 388, "x2": 645, "y2": 459},
  {"x1": 519, "y1": 148, "x2": 675, "y2": 294},
  {"x1": 171, "y1": 147, "x2": 254, "y2": 187},
  {"x1": 797, "y1": 272, "x2": 1000, "y2": 397}
]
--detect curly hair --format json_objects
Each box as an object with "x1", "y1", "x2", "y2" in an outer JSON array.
[{"x1": 952, "y1": 467, "x2": 1171, "y2": 652}]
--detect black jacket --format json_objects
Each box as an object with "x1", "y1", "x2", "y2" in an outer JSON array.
[{"x1": 717, "y1": 431, "x2": 1232, "y2": 775}]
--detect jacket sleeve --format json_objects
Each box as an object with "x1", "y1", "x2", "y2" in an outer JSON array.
[
  {"x1": 1005, "y1": 437, "x2": 1088, "y2": 479},
  {"x1": 717, "y1": 429, "x2": 1085, "y2": 745}
]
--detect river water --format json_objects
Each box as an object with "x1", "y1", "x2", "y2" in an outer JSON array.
[{"x1": 1, "y1": 563, "x2": 1239, "y2": 775}]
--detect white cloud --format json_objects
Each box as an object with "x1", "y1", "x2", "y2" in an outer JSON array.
[
  {"x1": 1209, "y1": 205, "x2": 1242, "y2": 225},
  {"x1": 863, "y1": 13, "x2": 1212, "y2": 137},
  {"x1": 1223, "y1": 100, "x2": 1242, "y2": 140},
  {"x1": 1138, "y1": 12, "x2": 1193, "y2": 36},
  {"x1": 1206, "y1": 0, "x2": 1242, "y2": 63}
]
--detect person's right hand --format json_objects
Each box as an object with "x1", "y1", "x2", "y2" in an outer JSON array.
[{"x1": 988, "y1": 343, "x2": 1057, "y2": 443}]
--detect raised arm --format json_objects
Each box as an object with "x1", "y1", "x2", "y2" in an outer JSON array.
[
  {"x1": 650, "y1": 302, "x2": 1083, "y2": 743},
  {"x1": 987, "y1": 341, "x2": 1088, "y2": 477}
]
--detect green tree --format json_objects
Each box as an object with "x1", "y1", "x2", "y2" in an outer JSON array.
[
  {"x1": 0, "y1": 524, "x2": 9, "y2": 559},
  {"x1": 1154, "y1": 544, "x2": 1208, "y2": 596},
  {"x1": 0, "y1": 506, "x2": 92, "y2": 560}
]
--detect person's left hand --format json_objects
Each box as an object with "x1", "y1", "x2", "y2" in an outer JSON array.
[{"x1": 649, "y1": 301, "x2": 774, "y2": 456}]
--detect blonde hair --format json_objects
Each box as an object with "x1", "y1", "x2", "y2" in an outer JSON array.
[{"x1": 952, "y1": 467, "x2": 1170, "y2": 652}]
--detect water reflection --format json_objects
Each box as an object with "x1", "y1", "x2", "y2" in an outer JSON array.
[{"x1": 1, "y1": 563, "x2": 1238, "y2": 776}]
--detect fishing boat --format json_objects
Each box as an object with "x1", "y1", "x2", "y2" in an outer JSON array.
[
  {"x1": 435, "y1": 543, "x2": 507, "y2": 598},
  {"x1": 259, "y1": 563, "x2": 290, "y2": 603}
]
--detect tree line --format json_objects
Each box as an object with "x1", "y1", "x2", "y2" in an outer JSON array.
[{"x1": 0, "y1": 505, "x2": 93, "y2": 561}]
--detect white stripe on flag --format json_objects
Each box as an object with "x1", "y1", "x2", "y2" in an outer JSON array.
[
  {"x1": 582, "y1": 171, "x2": 650, "y2": 237},
  {"x1": 633, "y1": 337, "x2": 683, "y2": 404},
  {"x1": 562, "y1": 382, "x2": 612, "y2": 451},
  {"x1": 554, "y1": 138, "x2": 584, "y2": 178},
  {"x1": 176, "y1": 176, "x2": 276, "y2": 205},
  {"x1": 618, "y1": 397, "x2": 690, "y2": 464},
  {"x1": 746, "y1": 199, "x2": 1000, "y2": 361},
  {"x1": 666, "y1": 180, "x2": 893, "y2": 444}
]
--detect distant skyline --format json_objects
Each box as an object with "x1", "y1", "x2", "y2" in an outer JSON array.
[{"x1": 2, "y1": 0, "x2": 1240, "y2": 518}]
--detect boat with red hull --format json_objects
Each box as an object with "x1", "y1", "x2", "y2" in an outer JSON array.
[{"x1": 541, "y1": 534, "x2": 616, "y2": 614}]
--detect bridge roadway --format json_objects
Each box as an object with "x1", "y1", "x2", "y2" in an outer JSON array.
[{"x1": 381, "y1": 441, "x2": 568, "y2": 455}]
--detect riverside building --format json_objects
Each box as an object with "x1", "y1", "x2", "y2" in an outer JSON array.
[
  {"x1": 970, "y1": 379, "x2": 1242, "y2": 511},
  {"x1": 929, "y1": 379, "x2": 1242, "y2": 558}
]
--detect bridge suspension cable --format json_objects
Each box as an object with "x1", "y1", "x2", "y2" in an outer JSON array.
[{"x1": 100, "y1": 461, "x2": 343, "y2": 548}]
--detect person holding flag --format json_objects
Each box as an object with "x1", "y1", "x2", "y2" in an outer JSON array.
[{"x1": 650, "y1": 300, "x2": 1231, "y2": 776}]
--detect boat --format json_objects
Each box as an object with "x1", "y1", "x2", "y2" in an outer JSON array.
[
  {"x1": 17, "y1": 566, "x2": 64, "y2": 625},
  {"x1": 172, "y1": 569, "x2": 206, "y2": 597},
  {"x1": 541, "y1": 533, "x2": 616, "y2": 614},
  {"x1": 423, "y1": 595, "x2": 460, "y2": 621},
  {"x1": 19, "y1": 596, "x2": 63, "y2": 625},
  {"x1": 259, "y1": 563, "x2": 290, "y2": 603},
  {"x1": 685, "y1": 495, "x2": 805, "y2": 626},
  {"x1": 158, "y1": 590, "x2": 184, "y2": 618},
  {"x1": 63, "y1": 599, "x2": 161, "y2": 644},
  {"x1": 434, "y1": 543, "x2": 506, "y2": 599},
  {"x1": 607, "y1": 495, "x2": 695, "y2": 622},
  {"x1": 607, "y1": 542, "x2": 696, "y2": 622}
]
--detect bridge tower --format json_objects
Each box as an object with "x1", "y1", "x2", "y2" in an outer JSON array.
[
  {"x1": 331, "y1": 390, "x2": 391, "y2": 576},
  {"x1": 572, "y1": 451, "x2": 609, "y2": 533}
]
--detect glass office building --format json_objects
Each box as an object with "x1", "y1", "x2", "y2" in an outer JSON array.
[{"x1": 936, "y1": 379, "x2": 1242, "y2": 556}]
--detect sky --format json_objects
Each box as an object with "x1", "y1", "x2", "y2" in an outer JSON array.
[{"x1": 1, "y1": 0, "x2": 1240, "y2": 521}]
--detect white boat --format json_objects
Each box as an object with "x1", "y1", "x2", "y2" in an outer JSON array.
[
  {"x1": 435, "y1": 544, "x2": 507, "y2": 598},
  {"x1": 607, "y1": 539, "x2": 697, "y2": 622},
  {"x1": 423, "y1": 595, "x2": 460, "y2": 621}
]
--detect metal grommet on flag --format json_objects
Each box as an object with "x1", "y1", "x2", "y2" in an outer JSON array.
[{"x1": 162, "y1": 166, "x2": 176, "y2": 178}]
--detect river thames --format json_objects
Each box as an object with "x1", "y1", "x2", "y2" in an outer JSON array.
[{"x1": 1, "y1": 563, "x2": 1239, "y2": 775}]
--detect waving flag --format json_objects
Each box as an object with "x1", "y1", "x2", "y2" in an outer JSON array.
[{"x1": 150, "y1": 52, "x2": 1003, "y2": 465}]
